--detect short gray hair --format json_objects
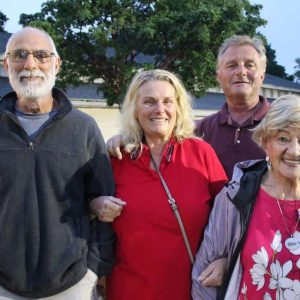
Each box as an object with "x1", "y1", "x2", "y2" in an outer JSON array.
[
  {"x1": 217, "y1": 35, "x2": 266, "y2": 73},
  {"x1": 252, "y1": 94, "x2": 300, "y2": 147},
  {"x1": 5, "y1": 26, "x2": 59, "y2": 58}
]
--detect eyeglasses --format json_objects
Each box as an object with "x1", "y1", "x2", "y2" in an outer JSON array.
[{"x1": 6, "y1": 49, "x2": 55, "y2": 64}]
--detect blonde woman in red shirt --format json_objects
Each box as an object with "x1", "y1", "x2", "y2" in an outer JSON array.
[{"x1": 91, "y1": 69, "x2": 227, "y2": 300}]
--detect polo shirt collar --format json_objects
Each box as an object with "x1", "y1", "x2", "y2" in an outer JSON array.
[{"x1": 219, "y1": 95, "x2": 270, "y2": 126}]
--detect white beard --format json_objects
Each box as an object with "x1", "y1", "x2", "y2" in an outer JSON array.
[{"x1": 8, "y1": 64, "x2": 56, "y2": 101}]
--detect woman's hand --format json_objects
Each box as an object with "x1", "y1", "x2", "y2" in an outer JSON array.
[
  {"x1": 106, "y1": 134, "x2": 127, "y2": 160},
  {"x1": 198, "y1": 257, "x2": 227, "y2": 287},
  {"x1": 89, "y1": 196, "x2": 126, "y2": 222}
]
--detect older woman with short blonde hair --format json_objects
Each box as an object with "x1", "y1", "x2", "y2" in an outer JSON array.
[{"x1": 192, "y1": 94, "x2": 300, "y2": 300}]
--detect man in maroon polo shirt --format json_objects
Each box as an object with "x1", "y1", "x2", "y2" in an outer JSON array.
[{"x1": 195, "y1": 36, "x2": 270, "y2": 178}]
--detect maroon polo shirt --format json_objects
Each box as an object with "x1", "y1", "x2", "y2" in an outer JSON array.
[{"x1": 195, "y1": 96, "x2": 270, "y2": 179}]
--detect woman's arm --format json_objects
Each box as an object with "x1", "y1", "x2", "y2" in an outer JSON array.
[{"x1": 192, "y1": 186, "x2": 240, "y2": 300}]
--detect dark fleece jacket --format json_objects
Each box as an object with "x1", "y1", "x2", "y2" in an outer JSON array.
[{"x1": 0, "y1": 88, "x2": 115, "y2": 298}]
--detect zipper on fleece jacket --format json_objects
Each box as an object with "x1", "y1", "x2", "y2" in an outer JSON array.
[{"x1": 4, "y1": 109, "x2": 61, "y2": 150}]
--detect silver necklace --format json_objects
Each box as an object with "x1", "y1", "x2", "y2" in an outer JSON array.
[{"x1": 273, "y1": 189, "x2": 300, "y2": 251}]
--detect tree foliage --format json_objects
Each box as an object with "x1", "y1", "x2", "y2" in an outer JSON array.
[
  {"x1": 294, "y1": 58, "x2": 300, "y2": 83},
  {"x1": 265, "y1": 43, "x2": 294, "y2": 81},
  {"x1": 0, "y1": 11, "x2": 8, "y2": 32},
  {"x1": 256, "y1": 33, "x2": 293, "y2": 81},
  {"x1": 20, "y1": 0, "x2": 266, "y2": 105}
]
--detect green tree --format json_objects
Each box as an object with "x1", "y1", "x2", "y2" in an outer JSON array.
[
  {"x1": 265, "y1": 43, "x2": 294, "y2": 81},
  {"x1": 0, "y1": 11, "x2": 8, "y2": 32},
  {"x1": 294, "y1": 58, "x2": 300, "y2": 83},
  {"x1": 20, "y1": 0, "x2": 266, "y2": 105},
  {"x1": 257, "y1": 33, "x2": 293, "y2": 81}
]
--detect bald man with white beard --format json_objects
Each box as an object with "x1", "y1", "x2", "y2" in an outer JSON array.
[{"x1": 0, "y1": 27, "x2": 115, "y2": 299}]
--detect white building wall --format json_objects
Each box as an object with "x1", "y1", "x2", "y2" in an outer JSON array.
[{"x1": 78, "y1": 107, "x2": 121, "y2": 142}]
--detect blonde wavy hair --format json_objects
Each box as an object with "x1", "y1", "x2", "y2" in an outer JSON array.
[
  {"x1": 120, "y1": 69, "x2": 195, "y2": 151},
  {"x1": 252, "y1": 94, "x2": 300, "y2": 147}
]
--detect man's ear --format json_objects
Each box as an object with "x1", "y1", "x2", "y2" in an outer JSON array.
[
  {"x1": 55, "y1": 57, "x2": 62, "y2": 75},
  {"x1": 216, "y1": 70, "x2": 221, "y2": 84},
  {"x1": 3, "y1": 57, "x2": 9, "y2": 73}
]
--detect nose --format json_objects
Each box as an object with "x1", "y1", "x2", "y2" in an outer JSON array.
[
  {"x1": 23, "y1": 53, "x2": 37, "y2": 70},
  {"x1": 235, "y1": 64, "x2": 247, "y2": 76},
  {"x1": 154, "y1": 101, "x2": 165, "y2": 113}
]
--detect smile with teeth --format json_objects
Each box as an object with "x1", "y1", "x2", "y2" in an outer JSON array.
[
  {"x1": 150, "y1": 118, "x2": 168, "y2": 123},
  {"x1": 283, "y1": 158, "x2": 300, "y2": 165}
]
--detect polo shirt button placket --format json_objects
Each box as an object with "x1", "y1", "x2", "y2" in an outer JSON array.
[{"x1": 234, "y1": 128, "x2": 241, "y2": 144}]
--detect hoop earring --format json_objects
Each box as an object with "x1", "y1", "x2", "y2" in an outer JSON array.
[{"x1": 266, "y1": 156, "x2": 271, "y2": 170}]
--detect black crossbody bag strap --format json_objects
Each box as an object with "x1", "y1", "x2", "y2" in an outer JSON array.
[{"x1": 150, "y1": 152, "x2": 194, "y2": 264}]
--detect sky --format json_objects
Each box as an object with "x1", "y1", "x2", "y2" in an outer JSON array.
[{"x1": 1, "y1": 0, "x2": 300, "y2": 76}]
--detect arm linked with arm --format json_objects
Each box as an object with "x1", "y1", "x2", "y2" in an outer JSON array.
[{"x1": 191, "y1": 186, "x2": 238, "y2": 300}]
